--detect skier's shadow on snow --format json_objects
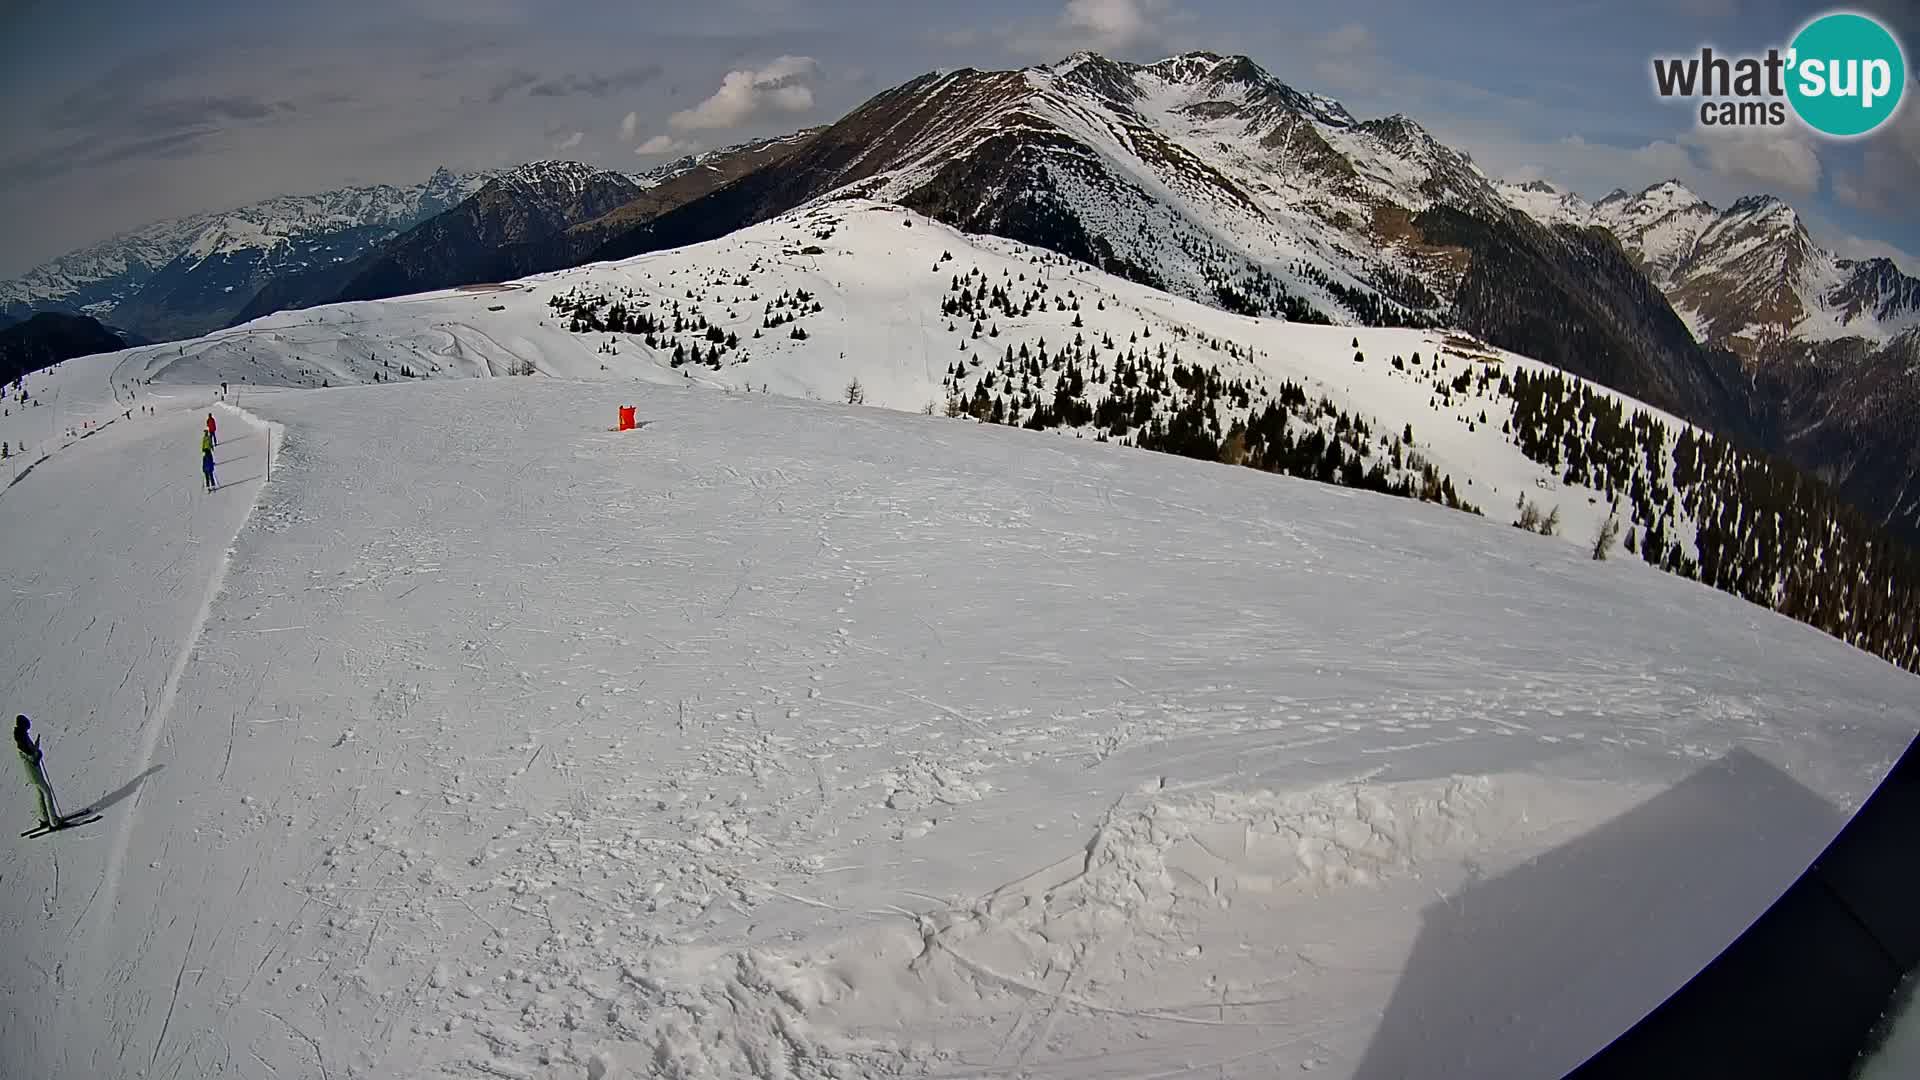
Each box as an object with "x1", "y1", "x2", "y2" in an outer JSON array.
[
  {"x1": 1352, "y1": 748, "x2": 1855, "y2": 1080},
  {"x1": 81, "y1": 763, "x2": 164, "y2": 814}
]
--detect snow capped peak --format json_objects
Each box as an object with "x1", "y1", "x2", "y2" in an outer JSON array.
[
  {"x1": 1125, "y1": 50, "x2": 1354, "y2": 128},
  {"x1": 422, "y1": 165, "x2": 464, "y2": 202},
  {"x1": 1636, "y1": 179, "x2": 1709, "y2": 210},
  {"x1": 1038, "y1": 50, "x2": 1144, "y2": 104},
  {"x1": 1595, "y1": 180, "x2": 1715, "y2": 232},
  {"x1": 1145, "y1": 51, "x2": 1267, "y2": 89},
  {"x1": 1361, "y1": 114, "x2": 1436, "y2": 148},
  {"x1": 487, "y1": 161, "x2": 637, "y2": 204},
  {"x1": 1053, "y1": 49, "x2": 1100, "y2": 69},
  {"x1": 500, "y1": 160, "x2": 607, "y2": 186},
  {"x1": 634, "y1": 129, "x2": 824, "y2": 188},
  {"x1": 1151, "y1": 49, "x2": 1228, "y2": 67},
  {"x1": 1587, "y1": 181, "x2": 1720, "y2": 287},
  {"x1": 1726, "y1": 193, "x2": 1792, "y2": 218},
  {"x1": 1497, "y1": 177, "x2": 1596, "y2": 228}
]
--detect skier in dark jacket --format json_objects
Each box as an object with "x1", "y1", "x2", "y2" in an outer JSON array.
[
  {"x1": 202, "y1": 444, "x2": 216, "y2": 491},
  {"x1": 15, "y1": 715, "x2": 62, "y2": 829}
]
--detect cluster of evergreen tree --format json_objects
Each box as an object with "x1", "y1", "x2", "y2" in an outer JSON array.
[
  {"x1": 938, "y1": 310, "x2": 1478, "y2": 516},
  {"x1": 761, "y1": 288, "x2": 822, "y2": 331},
  {"x1": 548, "y1": 286, "x2": 666, "y2": 337},
  {"x1": 544, "y1": 278, "x2": 827, "y2": 372},
  {"x1": 1203, "y1": 263, "x2": 1329, "y2": 323},
  {"x1": 1503, "y1": 367, "x2": 1919, "y2": 673},
  {"x1": 1227, "y1": 400, "x2": 1473, "y2": 510}
]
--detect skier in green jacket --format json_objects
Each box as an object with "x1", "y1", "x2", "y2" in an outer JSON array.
[{"x1": 15, "y1": 715, "x2": 62, "y2": 829}]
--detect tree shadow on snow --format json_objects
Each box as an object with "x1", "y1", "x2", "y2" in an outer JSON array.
[
  {"x1": 80, "y1": 763, "x2": 165, "y2": 814},
  {"x1": 1351, "y1": 747, "x2": 1849, "y2": 1080}
]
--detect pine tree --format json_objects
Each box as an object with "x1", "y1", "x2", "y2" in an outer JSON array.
[{"x1": 1591, "y1": 501, "x2": 1623, "y2": 560}]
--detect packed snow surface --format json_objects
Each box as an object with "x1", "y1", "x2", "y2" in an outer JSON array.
[{"x1": 1, "y1": 360, "x2": 1913, "y2": 1078}]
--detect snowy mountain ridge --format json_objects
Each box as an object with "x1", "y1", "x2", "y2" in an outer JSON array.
[
  {"x1": 826, "y1": 49, "x2": 1507, "y2": 323},
  {"x1": 632, "y1": 129, "x2": 828, "y2": 189},
  {"x1": 1495, "y1": 177, "x2": 1920, "y2": 349},
  {"x1": 0, "y1": 167, "x2": 495, "y2": 328},
  {"x1": 490, "y1": 159, "x2": 625, "y2": 203}
]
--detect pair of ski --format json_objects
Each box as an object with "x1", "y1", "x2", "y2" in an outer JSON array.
[{"x1": 21, "y1": 809, "x2": 103, "y2": 839}]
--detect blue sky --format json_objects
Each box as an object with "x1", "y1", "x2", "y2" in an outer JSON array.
[{"x1": 1, "y1": 0, "x2": 1915, "y2": 276}]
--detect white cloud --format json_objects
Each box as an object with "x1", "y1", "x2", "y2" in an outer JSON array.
[
  {"x1": 1626, "y1": 138, "x2": 1699, "y2": 178},
  {"x1": 1308, "y1": 22, "x2": 1381, "y2": 90},
  {"x1": 668, "y1": 56, "x2": 819, "y2": 132},
  {"x1": 1449, "y1": 128, "x2": 1706, "y2": 202},
  {"x1": 1318, "y1": 23, "x2": 1375, "y2": 57},
  {"x1": 928, "y1": 28, "x2": 982, "y2": 48},
  {"x1": 635, "y1": 134, "x2": 699, "y2": 156},
  {"x1": 554, "y1": 130, "x2": 584, "y2": 151},
  {"x1": 1689, "y1": 128, "x2": 1823, "y2": 196},
  {"x1": 1827, "y1": 229, "x2": 1919, "y2": 270},
  {"x1": 1008, "y1": 0, "x2": 1175, "y2": 57},
  {"x1": 619, "y1": 111, "x2": 638, "y2": 142},
  {"x1": 1453, "y1": 122, "x2": 1836, "y2": 209},
  {"x1": 1062, "y1": 0, "x2": 1154, "y2": 49},
  {"x1": 1833, "y1": 106, "x2": 1920, "y2": 216}
]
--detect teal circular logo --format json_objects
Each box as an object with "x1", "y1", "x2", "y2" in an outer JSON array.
[{"x1": 1787, "y1": 12, "x2": 1906, "y2": 136}]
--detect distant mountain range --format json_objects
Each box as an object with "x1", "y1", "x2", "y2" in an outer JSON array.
[
  {"x1": 3, "y1": 51, "x2": 1915, "y2": 539},
  {"x1": 0, "y1": 167, "x2": 491, "y2": 339},
  {"x1": 1498, "y1": 177, "x2": 1920, "y2": 352},
  {"x1": 230, "y1": 132, "x2": 819, "y2": 323}
]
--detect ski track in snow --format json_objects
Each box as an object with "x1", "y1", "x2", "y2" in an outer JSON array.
[
  {"x1": 0, "y1": 392, "x2": 269, "y2": 1077},
  {"x1": 2, "y1": 370, "x2": 1914, "y2": 1079},
  {"x1": 83, "y1": 401, "x2": 273, "y2": 1060}
]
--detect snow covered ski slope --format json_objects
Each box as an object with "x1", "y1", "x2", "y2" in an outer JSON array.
[
  {"x1": 28, "y1": 200, "x2": 1723, "y2": 564},
  {"x1": 2, "y1": 368, "x2": 1914, "y2": 1079}
]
